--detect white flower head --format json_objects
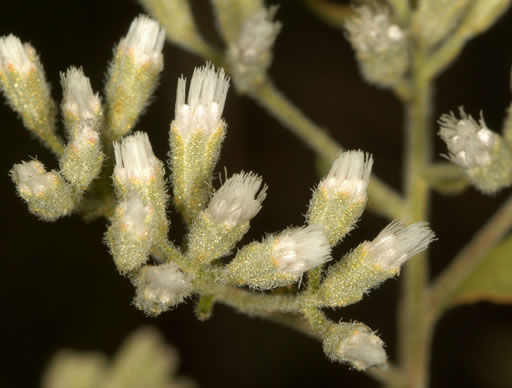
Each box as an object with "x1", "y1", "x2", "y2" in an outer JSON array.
[
  {"x1": 134, "y1": 262, "x2": 193, "y2": 316},
  {"x1": 230, "y1": 6, "x2": 282, "y2": 67},
  {"x1": 11, "y1": 160, "x2": 55, "y2": 196},
  {"x1": 368, "y1": 221, "x2": 435, "y2": 271},
  {"x1": 174, "y1": 63, "x2": 230, "y2": 139},
  {"x1": 114, "y1": 131, "x2": 159, "y2": 183},
  {"x1": 322, "y1": 150, "x2": 373, "y2": 199},
  {"x1": 439, "y1": 109, "x2": 497, "y2": 169},
  {"x1": 0, "y1": 34, "x2": 35, "y2": 74},
  {"x1": 338, "y1": 328, "x2": 387, "y2": 371},
  {"x1": 121, "y1": 15, "x2": 165, "y2": 65},
  {"x1": 207, "y1": 171, "x2": 267, "y2": 225},
  {"x1": 272, "y1": 224, "x2": 331, "y2": 275},
  {"x1": 346, "y1": 5, "x2": 405, "y2": 53},
  {"x1": 61, "y1": 66, "x2": 101, "y2": 120},
  {"x1": 118, "y1": 191, "x2": 154, "y2": 240}
]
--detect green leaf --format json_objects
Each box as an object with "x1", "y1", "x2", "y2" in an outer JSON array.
[{"x1": 451, "y1": 235, "x2": 512, "y2": 305}]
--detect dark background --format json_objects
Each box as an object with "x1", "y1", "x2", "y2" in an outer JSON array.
[{"x1": 1, "y1": 1, "x2": 512, "y2": 387}]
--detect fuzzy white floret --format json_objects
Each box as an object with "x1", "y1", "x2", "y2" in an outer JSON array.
[
  {"x1": 273, "y1": 224, "x2": 331, "y2": 275},
  {"x1": 207, "y1": 171, "x2": 267, "y2": 225},
  {"x1": 61, "y1": 67, "x2": 101, "y2": 120},
  {"x1": 122, "y1": 15, "x2": 165, "y2": 64},
  {"x1": 72, "y1": 120, "x2": 99, "y2": 147},
  {"x1": 174, "y1": 63, "x2": 230, "y2": 138},
  {"x1": 11, "y1": 160, "x2": 53, "y2": 195},
  {"x1": 346, "y1": 6, "x2": 404, "y2": 53},
  {"x1": 368, "y1": 221, "x2": 435, "y2": 270},
  {"x1": 322, "y1": 150, "x2": 373, "y2": 198},
  {"x1": 114, "y1": 131, "x2": 158, "y2": 182},
  {"x1": 232, "y1": 6, "x2": 282, "y2": 66},
  {"x1": 439, "y1": 109, "x2": 497, "y2": 169},
  {"x1": 0, "y1": 34, "x2": 34, "y2": 74},
  {"x1": 119, "y1": 192, "x2": 153, "y2": 239},
  {"x1": 338, "y1": 330, "x2": 387, "y2": 370},
  {"x1": 140, "y1": 262, "x2": 193, "y2": 304}
]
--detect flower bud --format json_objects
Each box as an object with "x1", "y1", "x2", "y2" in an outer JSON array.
[
  {"x1": 106, "y1": 192, "x2": 155, "y2": 274},
  {"x1": 10, "y1": 160, "x2": 75, "y2": 221},
  {"x1": 60, "y1": 66, "x2": 102, "y2": 136},
  {"x1": 318, "y1": 221, "x2": 435, "y2": 307},
  {"x1": 323, "y1": 322, "x2": 387, "y2": 371},
  {"x1": 169, "y1": 63, "x2": 230, "y2": 224},
  {"x1": 59, "y1": 67, "x2": 104, "y2": 192},
  {"x1": 225, "y1": 224, "x2": 331, "y2": 289},
  {"x1": 133, "y1": 262, "x2": 193, "y2": 316},
  {"x1": 0, "y1": 35, "x2": 62, "y2": 154},
  {"x1": 60, "y1": 122, "x2": 104, "y2": 191},
  {"x1": 105, "y1": 15, "x2": 165, "y2": 139},
  {"x1": 188, "y1": 171, "x2": 267, "y2": 265},
  {"x1": 113, "y1": 132, "x2": 169, "y2": 242},
  {"x1": 307, "y1": 150, "x2": 372, "y2": 246},
  {"x1": 439, "y1": 109, "x2": 512, "y2": 193},
  {"x1": 345, "y1": 4, "x2": 408, "y2": 87},
  {"x1": 227, "y1": 5, "x2": 281, "y2": 91}
]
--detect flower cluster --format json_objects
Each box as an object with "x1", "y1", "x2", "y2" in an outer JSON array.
[{"x1": 5, "y1": 11, "x2": 437, "y2": 373}]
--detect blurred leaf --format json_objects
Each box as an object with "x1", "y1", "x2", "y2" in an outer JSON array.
[{"x1": 451, "y1": 235, "x2": 512, "y2": 305}]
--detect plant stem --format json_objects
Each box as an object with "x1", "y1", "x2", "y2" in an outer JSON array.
[
  {"x1": 388, "y1": 0, "x2": 411, "y2": 26},
  {"x1": 428, "y1": 194, "x2": 512, "y2": 320},
  {"x1": 202, "y1": 283, "x2": 305, "y2": 314},
  {"x1": 398, "y1": 48, "x2": 432, "y2": 388},
  {"x1": 248, "y1": 79, "x2": 406, "y2": 220}
]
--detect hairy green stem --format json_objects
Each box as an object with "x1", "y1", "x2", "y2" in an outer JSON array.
[
  {"x1": 203, "y1": 284, "x2": 305, "y2": 314},
  {"x1": 248, "y1": 79, "x2": 406, "y2": 220},
  {"x1": 398, "y1": 49, "x2": 432, "y2": 388},
  {"x1": 428, "y1": 194, "x2": 512, "y2": 320}
]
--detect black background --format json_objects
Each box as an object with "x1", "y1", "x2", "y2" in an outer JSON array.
[{"x1": 1, "y1": 1, "x2": 512, "y2": 387}]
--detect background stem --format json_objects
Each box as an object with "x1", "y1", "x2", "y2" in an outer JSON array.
[{"x1": 398, "y1": 50, "x2": 432, "y2": 388}]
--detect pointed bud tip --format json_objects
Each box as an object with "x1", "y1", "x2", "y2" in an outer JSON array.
[
  {"x1": 114, "y1": 131, "x2": 159, "y2": 183},
  {"x1": 207, "y1": 171, "x2": 267, "y2": 225},
  {"x1": 273, "y1": 224, "x2": 331, "y2": 275},
  {"x1": 123, "y1": 15, "x2": 165, "y2": 64},
  {"x1": 174, "y1": 62, "x2": 230, "y2": 138},
  {"x1": 322, "y1": 150, "x2": 373, "y2": 198},
  {"x1": 61, "y1": 66, "x2": 101, "y2": 120},
  {"x1": 0, "y1": 34, "x2": 35, "y2": 74},
  {"x1": 368, "y1": 221, "x2": 436, "y2": 270}
]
